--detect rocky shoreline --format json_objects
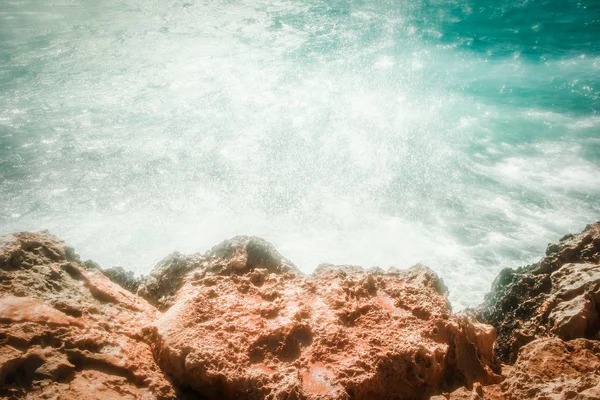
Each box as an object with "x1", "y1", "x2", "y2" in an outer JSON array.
[{"x1": 1, "y1": 223, "x2": 599, "y2": 399}]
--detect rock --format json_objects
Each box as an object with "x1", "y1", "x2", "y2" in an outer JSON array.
[
  {"x1": 494, "y1": 338, "x2": 600, "y2": 399},
  {"x1": 35, "y1": 369, "x2": 157, "y2": 400},
  {"x1": 476, "y1": 222, "x2": 600, "y2": 362},
  {"x1": 432, "y1": 336, "x2": 600, "y2": 399},
  {"x1": 0, "y1": 232, "x2": 177, "y2": 399},
  {"x1": 137, "y1": 252, "x2": 202, "y2": 311},
  {"x1": 1, "y1": 232, "x2": 504, "y2": 399},
  {"x1": 16, "y1": 230, "x2": 596, "y2": 399},
  {"x1": 101, "y1": 266, "x2": 142, "y2": 294},
  {"x1": 429, "y1": 383, "x2": 485, "y2": 400},
  {"x1": 137, "y1": 235, "x2": 298, "y2": 311},
  {"x1": 151, "y1": 237, "x2": 502, "y2": 399}
]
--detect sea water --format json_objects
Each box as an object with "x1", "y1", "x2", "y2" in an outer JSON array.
[{"x1": 1, "y1": 0, "x2": 599, "y2": 309}]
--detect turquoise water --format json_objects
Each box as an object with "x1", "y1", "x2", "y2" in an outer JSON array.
[{"x1": 1, "y1": 0, "x2": 599, "y2": 309}]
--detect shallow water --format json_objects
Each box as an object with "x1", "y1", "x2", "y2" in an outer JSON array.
[{"x1": 1, "y1": 0, "x2": 599, "y2": 309}]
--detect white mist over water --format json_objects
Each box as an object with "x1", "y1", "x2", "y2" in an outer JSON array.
[{"x1": 1, "y1": 0, "x2": 599, "y2": 309}]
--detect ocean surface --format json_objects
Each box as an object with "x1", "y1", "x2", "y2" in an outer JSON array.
[{"x1": 1, "y1": 0, "x2": 599, "y2": 309}]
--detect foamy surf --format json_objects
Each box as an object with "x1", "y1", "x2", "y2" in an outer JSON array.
[{"x1": 1, "y1": 0, "x2": 599, "y2": 310}]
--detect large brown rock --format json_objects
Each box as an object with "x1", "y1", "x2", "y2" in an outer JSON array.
[
  {"x1": 495, "y1": 337, "x2": 600, "y2": 399},
  {"x1": 5, "y1": 232, "x2": 554, "y2": 399},
  {"x1": 0, "y1": 232, "x2": 178, "y2": 399},
  {"x1": 136, "y1": 236, "x2": 299, "y2": 311},
  {"x1": 476, "y1": 222, "x2": 600, "y2": 363},
  {"x1": 150, "y1": 236, "x2": 502, "y2": 399},
  {"x1": 430, "y1": 337, "x2": 600, "y2": 400},
  {"x1": 137, "y1": 252, "x2": 203, "y2": 311}
]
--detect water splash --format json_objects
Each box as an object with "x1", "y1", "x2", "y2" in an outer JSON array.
[{"x1": 1, "y1": 0, "x2": 599, "y2": 309}]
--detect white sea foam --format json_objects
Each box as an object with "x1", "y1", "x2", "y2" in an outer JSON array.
[{"x1": 0, "y1": 0, "x2": 599, "y2": 310}]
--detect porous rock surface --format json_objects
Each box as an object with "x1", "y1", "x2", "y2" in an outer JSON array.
[
  {"x1": 101, "y1": 265, "x2": 142, "y2": 294},
  {"x1": 5, "y1": 225, "x2": 600, "y2": 400},
  {"x1": 437, "y1": 222, "x2": 600, "y2": 400},
  {"x1": 495, "y1": 337, "x2": 600, "y2": 399},
  {"x1": 151, "y1": 236, "x2": 502, "y2": 399},
  {"x1": 441, "y1": 337, "x2": 600, "y2": 399},
  {"x1": 0, "y1": 233, "x2": 503, "y2": 399},
  {"x1": 0, "y1": 231, "x2": 177, "y2": 399},
  {"x1": 476, "y1": 222, "x2": 600, "y2": 363},
  {"x1": 137, "y1": 251, "x2": 204, "y2": 311}
]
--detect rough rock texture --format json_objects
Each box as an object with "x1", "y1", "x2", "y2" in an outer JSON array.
[
  {"x1": 136, "y1": 237, "x2": 299, "y2": 311},
  {"x1": 0, "y1": 232, "x2": 504, "y2": 399},
  {"x1": 446, "y1": 338, "x2": 600, "y2": 400},
  {"x1": 101, "y1": 266, "x2": 142, "y2": 294},
  {"x1": 440, "y1": 223, "x2": 600, "y2": 399},
  {"x1": 476, "y1": 222, "x2": 600, "y2": 363},
  {"x1": 493, "y1": 338, "x2": 600, "y2": 399},
  {"x1": 7, "y1": 226, "x2": 600, "y2": 399},
  {"x1": 0, "y1": 232, "x2": 177, "y2": 399},
  {"x1": 137, "y1": 252, "x2": 203, "y2": 311},
  {"x1": 151, "y1": 236, "x2": 502, "y2": 400},
  {"x1": 430, "y1": 383, "x2": 487, "y2": 400},
  {"x1": 423, "y1": 338, "x2": 600, "y2": 400}
]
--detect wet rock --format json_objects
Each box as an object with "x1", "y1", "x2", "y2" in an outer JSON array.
[
  {"x1": 137, "y1": 236, "x2": 298, "y2": 311},
  {"x1": 151, "y1": 239, "x2": 502, "y2": 399},
  {"x1": 137, "y1": 252, "x2": 201, "y2": 311},
  {"x1": 101, "y1": 266, "x2": 142, "y2": 294},
  {"x1": 476, "y1": 222, "x2": 600, "y2": 362},
  {"x1": 14, "y1": 230, "x2": 596, "y2": 399},
  {"x1": 0, "y1": 232, "x2": 177, "y2": 399}
]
